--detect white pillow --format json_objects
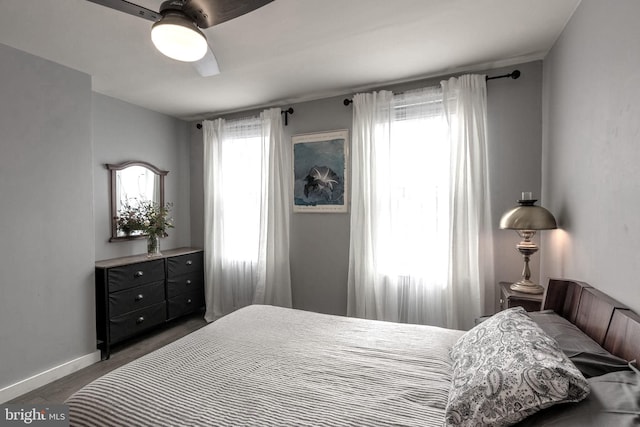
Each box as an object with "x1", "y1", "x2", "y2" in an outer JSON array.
[{"x1": 446, "y1": 307, "x2": 590, "y2": 427}]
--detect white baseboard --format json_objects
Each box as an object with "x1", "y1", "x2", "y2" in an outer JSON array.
[{"x1": 0, "y1": 351, "x2": 101, "y2": 404}]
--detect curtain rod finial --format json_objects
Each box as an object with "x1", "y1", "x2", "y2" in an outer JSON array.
[{"x1": 281, "y1": 107, "x2": 294, "y2": 125}]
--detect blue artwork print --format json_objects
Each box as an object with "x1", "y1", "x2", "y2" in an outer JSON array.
[
  {"x1": 293, "y1": 133, "x2": 347, "y2": 212},
  {"x1": 303, "y1": 165, "x2": 340, "y2": 201}
]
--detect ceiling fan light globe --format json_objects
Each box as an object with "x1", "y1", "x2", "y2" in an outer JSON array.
[{"x1": 151, "y1": 20, "x2": 207, "y2": 62}]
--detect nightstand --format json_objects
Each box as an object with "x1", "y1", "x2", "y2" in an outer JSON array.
[{"x1": 499, "y1": 281, "x2": 543, "y2": 312}]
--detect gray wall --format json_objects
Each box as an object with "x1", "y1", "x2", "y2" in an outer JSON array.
[
  {"x1": 0, "y1": 44, "x2": 95, "y2": 389},
  {"x1": 0, "y1": 44, "x2": 192, "y2": 393},
  {"x1": 93, "y1": 94, "x2": 192, "y2": 261},
  {"x1": 540, "y1": 0, "x2": 640, "y2": 314},
  {"x1": 190, "y1": 60, "x2": 544, "y2": 317}
]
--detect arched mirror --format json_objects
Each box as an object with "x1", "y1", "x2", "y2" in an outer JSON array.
[{"x1": 107, "y1": 161, "x2": 169, "y2": 241}]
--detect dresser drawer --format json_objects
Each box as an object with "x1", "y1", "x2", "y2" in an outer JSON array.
[
  {"x1": 109, "y1": 302, "x2": 166, "y2": 344},
  {"x1": 167, "y1": 252, "x2": 203, "y2": 279},
  {"x1": 166, "y1": 272, "x2": 203, "y2": 299},
  {"x1": 109, "y1": 280, "x2": 166, "y2": 318},
  {"x1": 167, "y1": 289, "x2": 204, "y2": 320},
  {"x1": 107, "y1": 259, "x2": 165, "y2": 292},
  {"x1": 505, "y1": 297, "x2": 541, "y2": 312}
]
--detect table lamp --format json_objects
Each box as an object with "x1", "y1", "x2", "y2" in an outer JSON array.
[{"x1": 499, "y1": 192, "x2": 557, "y2": 294}]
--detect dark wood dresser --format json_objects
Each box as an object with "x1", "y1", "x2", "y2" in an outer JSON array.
[{"x1": 95, "y1": 247, "x2": 204, "y2": 359}]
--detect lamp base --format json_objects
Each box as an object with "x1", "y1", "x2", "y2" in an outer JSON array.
[{"x1": 510, "y1": 280, "x2": 544, "y2": 295}]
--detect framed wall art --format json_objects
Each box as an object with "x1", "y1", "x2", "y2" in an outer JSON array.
[{"x1": 292, "y1": 129, "x2": 349, "y2": 213}]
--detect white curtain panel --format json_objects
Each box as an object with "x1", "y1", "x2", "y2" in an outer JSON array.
[
  {"x1": 347, "y1": 90, "x2": 394, "y2": 322},
  {"x1": 441, "y1": 75, "x2": 495, "y2": 330},
  {"x1": 347, "y1": 75, "x2": 494, "y2": 330},
  {"x1": 202, "y1": 108, "x2": 292, "y2": 321},
  {"x1": 255, "y1": 108, "x2": 293, "y2": 308}
]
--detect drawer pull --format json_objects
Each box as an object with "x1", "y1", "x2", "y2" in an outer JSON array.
[
  {"x1": 135, "y1": 294, "x2": 144, "y2": 301},
  {"x1": 187, "y1": 298, "x2": 192, "y2": 304},
  {"x1": 134, "y1": 271, "x2": 144, "y2": 278},
  {"x1": 186, "y1": 260, "x2": 193, "y2": 266},
  {"x1": 136, "y1": 316, "x2": 145, "y2": 324},
  {"x1": 186, "y1": 279, "x2": 192, "y2": 285}
]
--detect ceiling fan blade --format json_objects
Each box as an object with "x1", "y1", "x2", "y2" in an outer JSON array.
[
  {"x1": 85, "y1": 0, "x2": 160, "y2": 22},
  {"x1": 183, "y1": 0, "x2": 274, "y2": 29},
  {"x1": 86, "y1": 0, "x2": 273, "y2": 28},
  {"x1": 193, "y1": 46, "x2": 220, "y2": 77}
]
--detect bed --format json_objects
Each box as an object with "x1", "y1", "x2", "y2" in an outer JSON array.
[{"x1": 66, "y1": 279, "x2": 640, "y2": 426}]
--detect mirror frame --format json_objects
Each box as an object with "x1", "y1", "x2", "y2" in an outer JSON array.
[{"x1": 107, "y1": 160, "x2": 169, "y2": 242}]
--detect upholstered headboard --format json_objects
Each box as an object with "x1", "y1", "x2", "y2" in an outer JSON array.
[{"x1": 543, "y1": 279, "x2": 640, "y2": 362}]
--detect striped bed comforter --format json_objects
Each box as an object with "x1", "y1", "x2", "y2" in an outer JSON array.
[{"x1": 66, "y1": 305, "x2": 463, "y2": 426}]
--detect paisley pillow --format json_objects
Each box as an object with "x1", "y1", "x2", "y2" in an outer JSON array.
[{"x1": 446, "y1": 307, "x2": 590, "y2": 427}]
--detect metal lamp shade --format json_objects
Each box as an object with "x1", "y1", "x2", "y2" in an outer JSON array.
[{"x1": 499, "y1": 205, "x2": 557, "y2": 231}]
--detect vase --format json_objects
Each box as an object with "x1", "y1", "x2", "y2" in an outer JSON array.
[{"x1": 146, "y1": 234, "x2": 161, "y2": 257}]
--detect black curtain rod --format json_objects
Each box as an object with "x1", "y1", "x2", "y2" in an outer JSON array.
[
  {"x1": 196, "y1": 107, "x2": 295, "y2": 129},
  {"x1": 281, "y1": 107, "x2": 294, "y2": 126},
  {"x1": 486, "y1": 69, "x2": 521, "y2": 81},
  {"x1": 343, "y1": 69, "x2": 521, "y2": 105}
]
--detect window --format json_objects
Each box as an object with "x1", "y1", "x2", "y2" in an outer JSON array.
[
  {"x1": 217, "y1": 119, "x2": 263, "y2": 263},
  {"x1": 203, "y1": 108, "x2": 293, "y2": 320},
  {"x1": 349, "y1": 76, "x2": 492, "y2": 328},
  {"x1": 375, "y1": 92, "x2": 451, "y2": 287}
]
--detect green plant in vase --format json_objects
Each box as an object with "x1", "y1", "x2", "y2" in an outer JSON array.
[{"x1": 116, "y1": 200, "x2": 174, "y2": 256}]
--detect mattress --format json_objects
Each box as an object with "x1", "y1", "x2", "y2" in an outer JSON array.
[{"x1": 67, "y1": 305, "x2": 463, "y2": 426}]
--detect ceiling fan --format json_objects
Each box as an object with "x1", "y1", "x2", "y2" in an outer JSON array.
[{"x1": 86, "y1": 0, "x2": 274, "y2": 76}]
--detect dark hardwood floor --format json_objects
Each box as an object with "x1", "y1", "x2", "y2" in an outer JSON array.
[{"x1": 9, "y1": 312, "x2": 208, "y2": 404}]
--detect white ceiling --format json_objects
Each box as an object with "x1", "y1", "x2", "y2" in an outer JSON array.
[{"x1": 0, "y1": 0, "x2": 580, "y2": 121}]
